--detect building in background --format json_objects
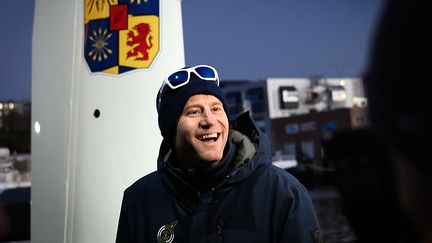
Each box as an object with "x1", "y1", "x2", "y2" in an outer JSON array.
[
  {"x1": 0, "y1": 101, "x2": 31, "y2": 153},
  {"x1": 221, "y1": 77, "x2": 368, "y2": 171},
  {"x1": 0, "y1": 101, "x2": 31, "y2": 242}
]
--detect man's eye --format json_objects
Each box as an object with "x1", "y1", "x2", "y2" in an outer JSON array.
[
  {"x1": 187, "y1": 109, "x2": 200, "y2": 116},
  {"x1": 212, "y1": 106, "x2": 223, "y2": 112}
]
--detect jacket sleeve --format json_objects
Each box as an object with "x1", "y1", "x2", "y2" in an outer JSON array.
[
  {"x1": 277, "y1": 182, "x2": 322, "y2": 243},
  {"x1": 116, "y1": 190, "x2": 134, "y2": 243}
]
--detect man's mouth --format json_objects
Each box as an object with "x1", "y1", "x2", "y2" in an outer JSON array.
[{"x1": 199, "y1": 133, "x2": 220, "y2": 142}]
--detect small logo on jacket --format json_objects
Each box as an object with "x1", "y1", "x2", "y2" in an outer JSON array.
[{"x1": 157, "y1": 220, "x2": 178, "y2": 243}]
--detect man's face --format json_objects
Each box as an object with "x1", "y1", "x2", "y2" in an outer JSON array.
[{"x1": 175, "y1": 94, "x2": 229, "y2": 168}]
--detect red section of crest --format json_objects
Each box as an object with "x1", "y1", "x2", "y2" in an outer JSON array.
[
  {"x1": 127, "y1": 23, "x2": 153, "y2": 61},
  {"x1": 110, "y1": 5, "x2": 128, "y2": 31}
]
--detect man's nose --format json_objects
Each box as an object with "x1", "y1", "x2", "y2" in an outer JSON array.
[{"x1": 200, "y1": 109, "x2": 216, "y2": 127}]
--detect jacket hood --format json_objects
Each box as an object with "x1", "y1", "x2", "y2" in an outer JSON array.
[
  {"x1": 157, "y1": 111, "x2": 273, "y2": 183},
  {"x1": 227, "y1": 112, "x2": 272, "y2": 183}
]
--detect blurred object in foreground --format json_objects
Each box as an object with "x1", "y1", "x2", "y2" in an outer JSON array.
[{"x1": 322, "y1": 129, "x2": 418, "y2": 243}]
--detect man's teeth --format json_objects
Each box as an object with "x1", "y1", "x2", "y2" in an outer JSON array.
[{"x1": 201, "y1": 133, "x2": 218, "y2": 140}]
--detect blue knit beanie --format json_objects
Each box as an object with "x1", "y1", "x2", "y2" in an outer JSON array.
[{"x1": 156, "y1": 71, "x2": 228, "y2": 146}]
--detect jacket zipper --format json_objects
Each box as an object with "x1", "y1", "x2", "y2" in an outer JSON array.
[{"x1": 217, "y1": 217, "x2": 224, "y2": 243}]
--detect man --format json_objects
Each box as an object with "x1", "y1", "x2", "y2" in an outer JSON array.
[{"x1": 116, "y1": 65, "x2": 321, "y2": 243}]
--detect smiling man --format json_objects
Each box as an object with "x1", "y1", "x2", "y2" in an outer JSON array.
[
  {"x1": 116, "y1": 65, "x2": 321, "y2": 243},
  {"x1": 175, "y1": 94, "x2": 229, "y2": 169}
]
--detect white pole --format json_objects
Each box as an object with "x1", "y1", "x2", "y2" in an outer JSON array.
[{"x1": 31, "y1": 0, "x2": 185, "y2": 242}]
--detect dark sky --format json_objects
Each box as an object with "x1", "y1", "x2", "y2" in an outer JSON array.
[
  {"x1": 0, "y1": 0, "x2": 385, "y2": 101},
  {"x1": 182, "y1": 0, "x2": 386, "y2": 80},
  {"x1": 0, "y1": 0, "x2": 34, "y2": 101}
]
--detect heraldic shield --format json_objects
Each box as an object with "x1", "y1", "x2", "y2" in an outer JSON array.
[{"x1": 84, "y1": 0, "x2": 159, "y2": 74}]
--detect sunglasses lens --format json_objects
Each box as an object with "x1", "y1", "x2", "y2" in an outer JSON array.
[
  {"x1": 167, "y1": 70, "x2": 189, "y2": 87},
  {"x1": 195, "y1": 66, "x2": 216, "y2": 79}
]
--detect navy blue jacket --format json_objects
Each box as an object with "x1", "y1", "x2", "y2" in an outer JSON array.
[{"x1": 116, "y1": 112, "x2": 321, "y2": 243}]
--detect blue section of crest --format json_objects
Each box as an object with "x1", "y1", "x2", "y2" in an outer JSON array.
[
  {"x1": 85, "y1": 19, "x2": 119, "y2": 72},
  {"x1": 119, "y1": 66, "x2": 135, "y2": 74},
  {"x1": 119, "y1": 0, "x2": 159, "y2": 16}
]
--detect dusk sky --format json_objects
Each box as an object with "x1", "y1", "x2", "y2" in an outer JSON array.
[
  {"x1": 0, "y1": 0, "x2": 385, "y2": 101},
  {"x1": 0, "y1": 0, "x2": 34, "y2": 101}
]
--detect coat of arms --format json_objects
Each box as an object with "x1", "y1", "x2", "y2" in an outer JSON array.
[{"x1": 84, "y1": 0, "x2": 159, "y2": 74}]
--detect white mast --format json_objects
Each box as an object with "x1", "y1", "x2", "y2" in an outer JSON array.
[{"x1": 31, "y1": 0, "x2": 185, "y2": 242}]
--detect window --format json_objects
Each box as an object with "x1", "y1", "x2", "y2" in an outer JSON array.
[
  {"x1": 330, "y1": 85, "x2": 347, "y2": 102},
  {"x1": 225, "y1": 92, "x2": 243, "y2": 115},
  {"x1": 278, "y1": 86, "x2": 299, "y2": 109},
  {"x1": 245, "y1": 87, "x2": 265, "y2": 114}
]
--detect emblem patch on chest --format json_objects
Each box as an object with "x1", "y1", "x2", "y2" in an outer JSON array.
[{"x1": 157, "y1": 220, "x2": 178, "y2": 243}]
